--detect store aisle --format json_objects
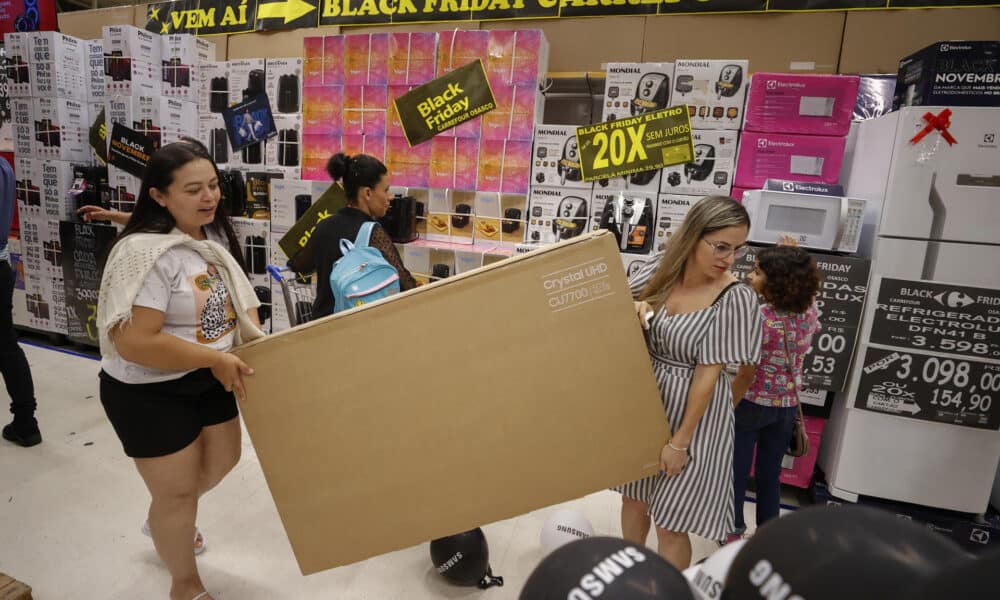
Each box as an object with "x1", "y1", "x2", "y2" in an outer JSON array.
[{"x1": 1, "y1": 343, "x2": 763, "y2": 599}]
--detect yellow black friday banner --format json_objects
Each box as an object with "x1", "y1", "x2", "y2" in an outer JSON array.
[{"x1": 144, "y1": 0, "x2": 1000, "y2": 36}]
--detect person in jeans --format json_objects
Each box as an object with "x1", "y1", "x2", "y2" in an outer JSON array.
[
  {"x1": 0, "y1": 156, "x2": 41, "y2": 447},
  {"x1": 730, "y1": 240, "x2": 822, "y2": 539}
]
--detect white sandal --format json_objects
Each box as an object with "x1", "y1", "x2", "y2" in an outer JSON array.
[{"x1": 141, "y1": 519, "x2": 207, "y2": 555}]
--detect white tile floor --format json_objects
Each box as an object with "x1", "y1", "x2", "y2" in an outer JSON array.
[{"x1": 1, "y1": 342, "x2": 781, "y2": 599}]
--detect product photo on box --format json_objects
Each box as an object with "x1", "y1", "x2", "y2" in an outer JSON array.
[
  {"x1": 229, "y1": 59, "x2": 267, "y2": 104},
  {"x1": 602, "y1": 62, "x2": 675, "y2": 123},
  {"x1": 103, "y1": 25, "x2": 161, "y2": 64},
  {"x1": 266, "y1": 58, "x2": 304, "y2": 114},
  {"x1": 104, "y1": 58, "x2": 160, "y2": 98},
  {"x1": 33, "y1": 97, "x2": 90, "y2": 162},
  {"x1": 530, "y1": 124, "x2": 593, "y2": 190},
  {"x1": 14, "y1": 157, "x2": 43, "y2": 220},
  {"x1": 267, "y1": 114, "x2": 303, "y2": 170},
  {"x1": 596, "y1": 191, "x2": 658, "y2": 255},
  {"x1": 672, "y1": 59, "x2": 749, "y2": 130},
  {"x1": 160, "y1": 34, "x2": 209, "y2": 102},
  {"x1": 660, "y1": 129, "x2": 738, "y2": 197},
  {"x1": 5, "y1": 32, "x2": 33, "y2": 98},
  {"x1": 200, "y1": 114, "x2": 236, "y2": 168},
  {"x1": 744, "y1": 73, "x2": 860, "y2": 137},
  {"x1": 735, "y1": 131, "x2": 847, "y2": 189},
  {"x1": 201, "y1": 61, "x2": 231, "y2": 114}
]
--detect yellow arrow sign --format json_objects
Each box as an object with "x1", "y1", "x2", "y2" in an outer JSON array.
[{"x1": 257, "y1": 0, "x2": 316, "y2": 24}]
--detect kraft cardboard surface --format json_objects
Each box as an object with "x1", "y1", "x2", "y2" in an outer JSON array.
[
  {"x1": 839, "y1": 8, "x2": 1000, "y2": 74},
  {"x1": 57, "y1": 6, "x2": 134, "y2": 40},
  {"x1": 234, "y1": 231, "x2": 668, "y2": 574},
  {"x1": 227, "y1": 27, "x2": 336, "y2": 59},
  {"x1": 483, "y1": 17, "x2": 646, "y2": 72},
  {"x1": 643, "y1": 12, "x2": 845, "y2": 74}
]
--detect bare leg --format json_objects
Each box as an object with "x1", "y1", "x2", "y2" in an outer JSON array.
[
  {"x1": 655, "y1": 527, "x2": 692, "y2": 570},
  {"x1": 621, "y1": 496, "x2": 652, "y2": 545},
  {"x1": 197, "y1": 417, "x2": 241, "y2": 496},
  {"x1": 134, "y1": 437, "x2": 214, "y2": 600}
]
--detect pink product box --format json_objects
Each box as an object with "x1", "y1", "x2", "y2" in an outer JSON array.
[
  {"x1": 487, "y1": 30, "x2": 515, "y2": 83},
  {"x1": 744, "y1": 73, "x2": 860, "y2": 137},
  {"x1": 302, "y1": 133, "x2": 341, "y2": 181},
  {"x1": 482, "y1": 84, "x2": 515, "y2": 141},
  {"x1": 510, "y1": 84, "x2": 539, "y2": 141},
  {"x1": 502, "y1": 140, "x2": 532, "y2": 194},
  {"x1": 344, "y1": 35, "x2": 370, "y2": 85},
  {"x1": 438, "y1": 30, "x2": 489, "y2": 74},
  {"x1": 303, "y1": 86, "x2": 343, "y2": 135},
  {"x1": 368, "y1": 33, "x2": 389, "y2": 86},
  {"x1": 730, "y1": 187, "x2": 755, "y2": 203},
  {"x1": 388, "y1": 85, "x2": 412, "y2": 138},
  {"x1": 512, "y1": 30, "x2": 544, "y2": 87},
  {"x1": 751, "y1": 416, "x2": 826, "y2": 489},
  {"x1": 341, "y1": 134, "x2": 386, "y2": 162},
  {"x1": 389, "y1": 33, "x2": 437, "y2": 86},
  {"x1": 303, "y1": 37, "x2": 324, "y2": 87},
  {"x1": 734, "y1": 132, "x2": 846, "y2": 189},
  {"x1": 323, "y1": 36, "x2": 345, "y2": 85},
  {"x1": 364, "y1": 110, "x2": 387, "y2": 137},
  {"x1": 430, "y1": 137, "x2": 481, "y2": 190},
  {"x1": 387, "y1": 137, "x2": 430, "y2": 188},
  {"x1": 477, "y1": 139, "x2": 505, "y2": 193}
]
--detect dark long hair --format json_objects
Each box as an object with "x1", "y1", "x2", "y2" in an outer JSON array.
[
  {"x1": 757, "y1": 245, "x2": 823, "y2": 314},
  {"x1": 326, "y1": 152, "x2": 387, "y2": 204},
  {"x1": 114, "y1": 141, "x2": 247, "y2": 272}
]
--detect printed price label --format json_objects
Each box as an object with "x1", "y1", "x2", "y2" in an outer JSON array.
[
  {"x1": 854, "y1": 346, "x2": 1000, "y2": 430},
  {"x1": 802, "y1": 324, "x2": 859, "y2": 390},
  {"x1": 870, "y1": 278, "x2": 1000, "y2": 361},
  {"x1": 576, "y1": 106, "x2": 694, "y2": 182}
]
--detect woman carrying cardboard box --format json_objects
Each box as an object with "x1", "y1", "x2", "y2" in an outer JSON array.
[{"x1": 621, "y1": 195, "x2": 761, "y2": 570}]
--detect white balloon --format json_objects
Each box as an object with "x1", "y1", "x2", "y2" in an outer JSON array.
[
  {"x1": 688, "y1": 539, "x2": 747, "y2": 600},
  {"x1": 540, "y1": 509, "x2": 594, "y2": 552}
]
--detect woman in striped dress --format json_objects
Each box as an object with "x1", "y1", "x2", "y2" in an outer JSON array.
[{"x1": 618, "y1": 196, "x2": 761, "y2": 569}]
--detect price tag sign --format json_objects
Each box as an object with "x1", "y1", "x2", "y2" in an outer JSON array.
[
  {"x1": 854, "y1": 346, "x2": 1000, "y2": 430},
  {"x1": 575, "y1": 106, "x2": 694, "y2": 182},
  {"x1": 870, "y1": 278, "x2": 1000, "y2": 361},
  {"x1": 802, "y1": 324, "x2": 859, "y2": 390},
  {"x1": 59, "y1": 221, "x2": 117, "y2": 346}
]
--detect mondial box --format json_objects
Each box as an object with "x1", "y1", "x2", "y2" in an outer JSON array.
[
  {"x1": 526, "y1": 185, "x2": 590, "y2": 246},
  {"x1": 672, "y1": 59, "x2": 749, "y2": 130},
  {"x1": 602, "y1": 62, "x2": 675, "y2": 123},
  {"x1": 660, "y1": 129, "x2": 737, "y2": 197},
  {"x1": 529, "y1": 124, "x2": 593, "y2": 190}
]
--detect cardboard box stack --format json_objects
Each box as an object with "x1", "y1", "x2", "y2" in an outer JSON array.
[
  {"x1": 301, "y1": 30, "x2": 548, "y2": 251},
  {"x1": 733, "y1": 73, "x2": 860, "y2": 201},
  {"x1": 526, "y1": 60, "x2": 749, "y2": 274},
  {"x1": 5, "y1": 30, "x2": 102, "y2": 334}
]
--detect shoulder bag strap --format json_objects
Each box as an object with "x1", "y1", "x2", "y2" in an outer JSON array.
[{"x1": 712, "y1": 280, "x2": 741, "y2": 306}]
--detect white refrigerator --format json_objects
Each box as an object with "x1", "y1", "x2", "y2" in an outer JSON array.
[{"x1": 820, "y1": 106, "x2": 1000, "y2": 514}]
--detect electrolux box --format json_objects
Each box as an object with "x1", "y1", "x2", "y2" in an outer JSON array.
[
  {"x1": 233, "y1": 230, "x2": 668, "y2": 574},
  {"x1": 266, "y1": 58, "x2": 304, "y2": 114},
  {"x1": 893, "y1": 41, "x2": 1000, "y2": 109},
  {"x1": 526, "y1": 185, "x2": 590, "y2": 246},
  {"x1": 529, "y1": 124, "x2": 592, "y2": 190},
  {"x1": 5, "y1": 33, "x2": 33, "y2": 98},
  {"x1": 660, "y1": 129, "x2": 737, "y2": 197},
  {"x1": 672, "y1": 59, "x2": 749, "y2": 130},
  {"x1": 102, "y1": 25, "x2": 161, "y2": 64},
  {"x1": 734, "y1": 131, "x2": 846, "y2": 189},
  {"x1": 744, "y1": 73, "x2": 860, "y2": 137},
  {"x1": 33, "y1": 97, "x2": 91, "y2": 162},
  {"x1": 602, "y1": 62, "x2": 675, "y2": 124}
]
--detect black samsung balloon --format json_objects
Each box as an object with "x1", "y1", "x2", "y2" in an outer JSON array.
[
  {"x1": 520, "y1": 536, "x2": 694, "y2": 600},
  {"x1": 722, "y1": 505, "x2": 967, "y2": 600},
  {"x1": 430, "y1": 528, "x2": 503, "y2": 588},
  {"x1": 906, "y1": 546, "x2": 1000, "y2": 600}
]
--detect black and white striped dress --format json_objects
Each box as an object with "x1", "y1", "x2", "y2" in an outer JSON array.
[{"x1": 617, "y1": 255, "x2": 761, "y2": 542}]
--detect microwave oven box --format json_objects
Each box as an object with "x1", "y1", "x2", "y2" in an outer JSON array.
[
  {"x1": 893, "y1": 41, "x2": 1000, "y2": 109},
  {"x1": 232, "y1": 231, "x2": 668, "y2": 574},
  {"x1": 660, "y1": 129, "x2": 738, "y2": 197},
  {"x1": 734, "y1": 131, "x2": 846, "y2": 189},
  {"x1": 744, "y1": 73, "x2": 860, "y2": 137},
  {"x1": 673, "y1": 59, "x2": 749, "y2": 130}
]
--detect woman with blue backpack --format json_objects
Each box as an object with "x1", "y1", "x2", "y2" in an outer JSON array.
[{"x1": 310, "y1": 153, "x2": 416, "y2": 319}]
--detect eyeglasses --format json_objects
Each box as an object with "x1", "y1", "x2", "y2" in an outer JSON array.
[{"x1": 703, "y1": 238, "x2": 749, "y2": 259}]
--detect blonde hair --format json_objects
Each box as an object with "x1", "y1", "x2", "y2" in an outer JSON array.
[{"x1": 639, "y1": 195, "x2": 750, "y2": 310}]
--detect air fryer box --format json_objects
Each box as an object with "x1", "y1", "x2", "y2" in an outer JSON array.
[
  {"x1": 660, "y1": 129, "x2": 737, "y2": 196},
  {"x1": 602, "y1": 166, "x2": 662, "y2": 194},
  {"x1": 474, "y1": 192, "x2": 528, "y2": 247},
  {"x1": 270, "y1": 179, "x2": 331, "y2": 232},
  {"x1": 402, "y1": 243, "x2": 432, "y2": 286},
  {"x1": 672, "y1": 59, "x2": 749, "y2": 130},
  {"x1": 13, "y1": 98, "x2": 35, "y2": 157},
  {"x1": 102, "y1": 25, "x2": 160, "y2": 64},
  {"x1": 266, "y1": 58, "x2": 304, "y2": 114},
  {"x1": 654, "y1": 194, "x2": 697, "y2": 253},
  {"x1": 602, "y1": 62, "x2": 675, "y2": 124},
  {"x1": 530, "y1": 124, "x2": 592, "y2": 190},
  {"x1": 5, "y1": 32, "x2": 33, "y2": 97},
  {"x1": 29, "y1": 32, "x2": 87, "y2": 99},
  {"x1": 744, "y1": 73, "x2": 860, "y2": 137},
  {"x1": 894, "y1": 41, "x2": 1000, "y2": 109},
  {"x1": 229, "y1": 59, "x2": 267, "y2": 104},
  {"x1": 589, "y1": 190, "x2": 657, "y2": 255},
  {"x1": 200, "y1": 113, "x2": 236, "y2": 168},
  {"x1": 267, "y1": 113, "x2": 303, "y2": 169},
  {"x1": 200, "y1": 61, "x2": 231, "y2": 115},
  {"x1": 734, "y1": 131, "x2": 847, "y2": 189},
  {"x1": 526, "y1": 186, "x2": 590, "y2": 246},
  {"x1": 33, "y1": 97, "x2": 91, "y2": 162}
]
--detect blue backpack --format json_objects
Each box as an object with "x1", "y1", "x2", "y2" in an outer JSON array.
[{"x1": 330, "y1": 222, "x2": 401, "y2": 313}]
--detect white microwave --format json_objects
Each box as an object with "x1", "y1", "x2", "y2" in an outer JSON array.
[{"x1": 742, "y1": 189, "x2": 865, "y2": 253}]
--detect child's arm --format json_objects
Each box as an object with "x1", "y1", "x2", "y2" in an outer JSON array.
[{"x1": 732, "y1": 364, "x2": 757, "y2": 407}]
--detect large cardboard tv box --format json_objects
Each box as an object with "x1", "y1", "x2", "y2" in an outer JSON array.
[{"x1": 235, "y1": 230, "x2": 668, "y2": 574}]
